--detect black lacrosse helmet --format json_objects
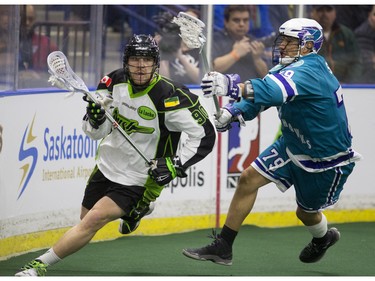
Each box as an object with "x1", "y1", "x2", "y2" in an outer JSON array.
[
  {"x1": 123, "y1": 34, "x2": 160, "y2": 69},
  {"x1": 123, "y1": 34, "x2": 160, "y2": 87}
]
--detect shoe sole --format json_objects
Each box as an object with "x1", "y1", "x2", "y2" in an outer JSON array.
[
  {"x1": 15, "y1": 270, "x2": 38, "y2": 277},
  {"x1": 300, "y1": 227, "x2": 341, "y2": 263},
  {"x1": 15, "y1": 268, "x2": 45, "y2": 277},
  {"x1": 182, "y1": 249, "x2": 232, "y2": 266},
  {"x1": 146, "y1": 202, "x2": 155, "y2": 216}
]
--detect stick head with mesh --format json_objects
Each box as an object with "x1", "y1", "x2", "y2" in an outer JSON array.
[
  {"x1": 47, "y1": 51, "x2": 89, "y2": 93},
  {"x1": 172, "y1": 12, "x2": 206, "y2": 49}
]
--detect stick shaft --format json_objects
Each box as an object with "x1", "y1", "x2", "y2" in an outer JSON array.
[
  {"x1": 85, "y1": 91, "x2": 152, "y2": 165},
  {"x1": 200, "y1": 48, "x2": 221, "y2": 115},
  {"x1": 48, "y1": 51, "x2": 152, "y2": 165}
]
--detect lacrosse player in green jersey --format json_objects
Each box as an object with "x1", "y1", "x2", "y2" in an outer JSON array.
[{"x1": 16, "y1": 34, "x2": 216, "y2": 276}]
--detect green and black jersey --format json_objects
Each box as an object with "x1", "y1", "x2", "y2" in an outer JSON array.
[{"x1": 83, "y1": 68, "x2": 216, "y2": 193}]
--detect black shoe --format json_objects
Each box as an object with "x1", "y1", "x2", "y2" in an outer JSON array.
[
  {"x1": 118, "y1": 219, "x2": 140, "y2": 234},
  {"x1": 182, "y1": 230, "x2": 233, "y2": 266},
  {"x1": 118, "y1": 202, "x2": 155, "y2": 234},
  {"x1": 299, "y1": 227, "x2": 340, "y2": 263}
]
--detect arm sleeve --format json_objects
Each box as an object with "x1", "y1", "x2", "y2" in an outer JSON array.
[
  {"x1": 164, "y1": 97, "x2": 216, "y2": 169},
  {"x1": 233, "y1": 74, "x2": 285, "y2": 121},
  {"x1": 251, "y1": 76, "x2": 285, "y2": 106},
  {"x1": 82, "y1": 90, "x2": 113, "y2": 140},
  {"x1": 233, "y1": 98, "x2": 264, "y2": 121},
  {"x1": 82, "y1": 117, "x2": 112, "y2": 140}
]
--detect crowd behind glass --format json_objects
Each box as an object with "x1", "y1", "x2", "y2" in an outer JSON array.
[{"x1": 0, "y1": 4, "x2": 374, "y2": 92}]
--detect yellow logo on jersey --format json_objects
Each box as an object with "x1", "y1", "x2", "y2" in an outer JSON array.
[{"x1": 164, "y1": 96, "x2": 180, "y2": 108}]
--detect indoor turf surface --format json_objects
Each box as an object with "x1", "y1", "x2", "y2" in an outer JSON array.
[{"x1": 0, "y1": 222, "x2": 374, "y2": 276}]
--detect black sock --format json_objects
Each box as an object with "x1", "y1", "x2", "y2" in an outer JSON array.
[
  {"x1": 220, "y1": 225, "x2": 238, "y2": 246},
  {"x1": 312, "y1": 231, "x2": 329, "y2": 244}
]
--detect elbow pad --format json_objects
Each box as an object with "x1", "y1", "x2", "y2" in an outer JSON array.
[{"x1": 243, "y1": 80, "x2": 254, "y2": 101}]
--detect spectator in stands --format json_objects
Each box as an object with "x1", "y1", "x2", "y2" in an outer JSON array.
[
  {"x1": 247, "y1": 5, "x2": 274, "y2": 38},
  {"x1": 154, "y1": 10, "x2": 201, "y2": 85},
  {"x1": 19, "y1": 5, "x2": 58, "y2": 71},
  {"x1": 0, "y1": 9, "x2": 9, "y2": 53},
  {"x1": 0, "y1": 8, "x2": 13, "y2": 89},
  {"x1": 212, "y1": 5, "x2": 268, "y2": 81},
  {"x1": 215, "y1": 5, "x2": 283, "y2": 38},
  {"x1": 214, "y1": 5, "x2": 226, "y2": 30},
  {"x1": 18, "y1": 5, "x2": 58, "y2": 88},
  {"x1": 310, "y1": 5, "x2": 362, "y2": 84},
  {"x1": 335, "y1": 5, "x2": 371, "y2": 31},
  {"x1": 354, "y1": 5, "x2": 375, "y2": 84}
]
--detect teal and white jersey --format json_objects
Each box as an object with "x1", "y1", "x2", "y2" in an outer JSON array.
[{"x1": 235, "y1": 53, "x2": 362, "y2": 172}]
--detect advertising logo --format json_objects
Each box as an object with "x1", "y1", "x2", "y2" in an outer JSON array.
[
  {"x1": 18, "y1": 115, "x2": 38, "y2": 199},
  {"x1": 17, "y1": 114, "x2": 99, "y2": 200},
  {"x1": 227, "y1": 117, "x2": 260, "y2": 188}
]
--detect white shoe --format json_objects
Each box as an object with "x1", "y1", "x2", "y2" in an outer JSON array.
[
  {"x1": 15, "y1": 268, "x2": 38, "y2": 277},
  {"x1": 146, "y1": 202, "x2": 155, "y2": 216},
  {"x1": 15, "y1": 260, "x2": 47, "y2": 276}
]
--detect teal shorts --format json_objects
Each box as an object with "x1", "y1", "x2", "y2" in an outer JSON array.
[{"x1": 251, "y1": 137, "x2": 355, "y2": 212}]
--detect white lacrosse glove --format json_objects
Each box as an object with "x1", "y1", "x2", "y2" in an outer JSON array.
[
  {"x1": 215, "y1": 103, "x2": 246, "y2": 132},
  {"x1": 201, "y1": 72, "x2": 241, "y2": 100}
]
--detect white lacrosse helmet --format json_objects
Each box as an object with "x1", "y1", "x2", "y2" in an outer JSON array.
[{"x1": 272, "y1": 18, "x2": 323, "y2": 65}]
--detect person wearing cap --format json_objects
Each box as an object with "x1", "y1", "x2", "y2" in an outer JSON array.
[{"x1": 310, "y1": 5, "x2": 362, "y2": 83}]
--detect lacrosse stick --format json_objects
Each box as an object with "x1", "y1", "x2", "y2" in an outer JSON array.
[
  {"x1": 47, "y1": 51, "x2": 152, "y2": 165},
  {"x1": 172, "y1": 12, "x2": 221, "y2": 116}
]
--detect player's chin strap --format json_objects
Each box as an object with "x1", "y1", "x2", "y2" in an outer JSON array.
[
  {"x1": 47, "y1": 51, "x2": 152, "y2": 166},
  {"x1": 172, "y1": 12, "x2": 221, "y2": 116}
]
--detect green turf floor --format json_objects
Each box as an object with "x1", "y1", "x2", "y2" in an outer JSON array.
[{"x1": 1, "y1": 222, "x2": 374, "y2": 276}]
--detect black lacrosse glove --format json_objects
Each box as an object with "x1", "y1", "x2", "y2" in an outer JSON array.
[
  {"x1": 148, "y1": 156, "x2": 187, "y2": 186},
  {"x1": 83, "y1": 95, "x2": 106, "y2": 129}
]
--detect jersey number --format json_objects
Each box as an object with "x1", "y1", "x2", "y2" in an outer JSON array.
[
  {"x1": 192, "y1": 105, "x2": 209, "y2": 125},
  {"x1": 334, "y1": 86, "x2": 344, "y2": 107},
  {"x1": 262, "y1": 148, "x2": 285, "y2": 169}
]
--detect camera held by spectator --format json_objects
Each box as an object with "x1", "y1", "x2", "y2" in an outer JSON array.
[{"x1": 152, "y1": 12, "x2": 181, "y2": 59}]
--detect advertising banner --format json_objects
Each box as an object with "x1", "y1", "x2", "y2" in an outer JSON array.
[{"x1": 1, "y1": 88, "x2": 374, "y2": 242}]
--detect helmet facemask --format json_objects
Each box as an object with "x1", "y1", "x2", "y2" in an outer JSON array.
[
  {"x1": 125, "y1": 57, "x2": 159, "y2": 87},
  {"x1": 272, "y1": 35, "x2": 301, "y2": 66},
  {"x1": 272, "y1": 18, "x2": 323, "y2": 66},
  {"x1": 123, "y1": 34, "x2": 160, "y2": 88}
]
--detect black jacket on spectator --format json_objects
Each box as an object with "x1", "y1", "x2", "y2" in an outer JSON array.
[
  {"x1": 354, "y1": 20, "x2": 375, "y2": 84},
  {"x1": 212, "y1": 29, "x2": 263, "y2": 80},
  {"x1": 319, "y1": 21, "x2": 362, "y2": 84}
]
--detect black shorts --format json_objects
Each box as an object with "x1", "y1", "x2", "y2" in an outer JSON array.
[{"x1": 82, "y1": 167, "x2": 147, "y2": 220}]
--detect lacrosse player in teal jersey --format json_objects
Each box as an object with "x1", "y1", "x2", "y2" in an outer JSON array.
[
  {"x1": 15, "y1": 34, "x2": 216, "y2": 276},
  {"x1": 183, "y1": 18, "x2": 362, "y2": 266}
]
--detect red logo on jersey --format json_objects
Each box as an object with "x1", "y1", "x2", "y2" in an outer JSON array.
[{"x1": 100, "y1": 76, "x2": 112, "y2": 87}]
